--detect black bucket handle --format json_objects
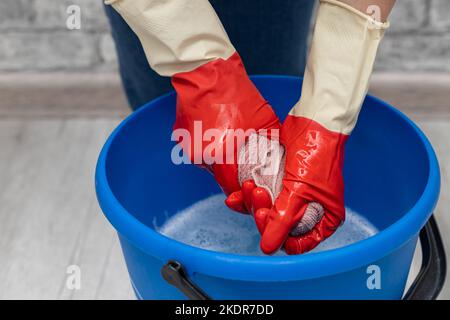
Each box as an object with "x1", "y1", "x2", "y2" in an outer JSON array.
[
  {"x1": 403, "y1": 215, "x2": 446, "y2": 300},
  {"x1": 161, "y1": 260, "x2": 211, "y2": 300},
  {"x1": 161, "y1": 214, "x2": 446, "y2": 300}
]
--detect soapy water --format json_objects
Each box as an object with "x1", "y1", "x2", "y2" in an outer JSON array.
[{"x1": 156, "y1": 194, "x2": 378, "y2": 256}]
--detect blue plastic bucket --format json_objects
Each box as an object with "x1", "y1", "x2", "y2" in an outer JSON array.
[{"x1": 95, "y1": 76, "x2": 440, "y2": 299}]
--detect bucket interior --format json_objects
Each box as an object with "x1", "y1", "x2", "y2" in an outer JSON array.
[{"x1": 104, "y1": 77, "x2": 430, "y2": 246}]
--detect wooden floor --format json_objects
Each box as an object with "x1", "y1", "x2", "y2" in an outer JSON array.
[
  {"x1": 0, "y1": 73, "x2": 449, "y2": 300},
  {"x1": 0, "y1": 119, "x2": 134, "y2": 299}
]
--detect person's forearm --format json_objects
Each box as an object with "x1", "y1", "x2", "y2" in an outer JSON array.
[
  {"x1": 339, "y1": 0, "x2": 395, "y2": 22},
  {"x1": 290, "y1": 0, "x2": 390, "y2": 134},
  {"x1": 105, "y1": 0, "x2": 234, "y2": 76}
]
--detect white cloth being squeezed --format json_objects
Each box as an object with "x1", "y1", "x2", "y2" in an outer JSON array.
[{"x1": 238, "y1": 133, "x2": 325, "y2": 236}]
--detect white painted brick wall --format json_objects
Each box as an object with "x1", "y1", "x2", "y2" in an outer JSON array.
[
  {"x1": 0, "y1": 32, "x2": 100, "y2": 70},
  {"x1": 0, "y1": 0, "x2": 448, "y2": 72},
  {"x1": 430, "y1": 0, "x2": 450, "y2": 30},
  {"x1": 0, "y1": 0, "x2": 34, "y2": 30},
  {"x1": 32, "y1": 0, "x2": 109, "y2": 31},
  {"x1": 387, "y1": 0, "x2": 427, "y2": 32}
]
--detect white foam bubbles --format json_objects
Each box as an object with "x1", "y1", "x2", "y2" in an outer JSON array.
[{"x1": 157, "y1": 194, "x2": 378, "y2": 256}]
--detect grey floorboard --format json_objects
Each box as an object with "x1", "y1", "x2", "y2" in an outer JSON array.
[{"x1": 0, "y1": 119, "x2": 133, "y2": 299}]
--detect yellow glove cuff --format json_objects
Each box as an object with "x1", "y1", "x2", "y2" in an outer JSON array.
[
  {"x1": 105, "y1": 0, "x2": 235, "y2": 76},
  {"x1": 290, "y1": 0, "x2": 389, "y2": 134}
]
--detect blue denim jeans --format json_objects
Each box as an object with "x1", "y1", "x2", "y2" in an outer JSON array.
[{"x1": 104, "y1": 0, "x2": 314, "y2": 110}]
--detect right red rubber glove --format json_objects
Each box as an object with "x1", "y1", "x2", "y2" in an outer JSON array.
[
  {"x1": 255, "y1": 117, "x2": 348, "y2": 254},
  {"x1": 107, "y1": 0, "x2": 281, "y2": 197},
  {"x1": 172, "y1": 53, "x2": 281, "y2": 197},
  {"x1": 255, "y1": 0, "x2": 389, "y2": 255}
]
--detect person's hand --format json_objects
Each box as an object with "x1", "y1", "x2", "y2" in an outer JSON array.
[
  {"x1": 172, "y1": 53, "x2": 281, "y2": 197},
  {"x1": 108, "y1": 1, "x2": 281, "y2": 198},
  {"x1": 254, "y1": 116, "x2": 347, "y2": 254},
  {"x1": 225, "y1": 179, "x2": 273, "y2": 217},
  {"x1": 249, "y1": 0, "x2": 390, "y2": 254}
]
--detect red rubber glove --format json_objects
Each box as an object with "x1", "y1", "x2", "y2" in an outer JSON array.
[
  {"x1": 254, "y1": 116, "x2": 347, "y2": 254},
  {"x1": 172, "y1": 53, "x2": 281, "y2": 197},
  {"x1": 225, "y1": 179, "x2": 273, "y2": 218},
  {"x1": 249, "y1": 0, "x2": 389, "y2": 254},
  {"x1": 108, "y1": 0, "x2": 281, "y2": 209}
]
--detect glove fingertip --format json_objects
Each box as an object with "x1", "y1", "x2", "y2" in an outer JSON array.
[
  {"x1": 284, "y1": 237, "x2": 303, "y2": 255},
  {"x1": 251, "y1": 187, "x2": 272, "y2": 213},
  {"x1": 287, "y1": 229, "x2": 323, "y2": 254},
  {"x1": 225, "y1": 191, "x2": 247, "y2": 214},
  {"x1": 242, "y1": 179, "x2": 257, "y2": 190},
  {"x1": 260, "y1": 224, "x2": 286, "y2": 255},
  {"x1": 241, "y1": 179, "x2": 257, "y2": 213},
  {"x1": 254, "y1": 207, "x2": 270, "y2": 234},
  {"x1": 260, "y1": 237, "x2": 280, "y2": 255}
]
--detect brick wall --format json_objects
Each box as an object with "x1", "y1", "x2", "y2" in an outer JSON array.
[
  {"x1": 376, "y1": 0, "x2": 450, "y2": 71},
  {"x1": 0, "y1": 0, "x2": 449, "y2": 72}
]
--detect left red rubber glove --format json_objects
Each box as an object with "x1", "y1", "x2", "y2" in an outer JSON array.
[{"x1": 172, "y1": 53, "x2": 281, "y2": 196}]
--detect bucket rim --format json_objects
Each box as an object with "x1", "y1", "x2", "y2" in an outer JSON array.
[{"x1": 95, "y1": 75, "x2": 440, "y2": 281}]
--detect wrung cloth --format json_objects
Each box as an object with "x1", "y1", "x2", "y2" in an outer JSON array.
[{"x1": 238, "y1": 133, "x2": 324, "y2": 235}]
